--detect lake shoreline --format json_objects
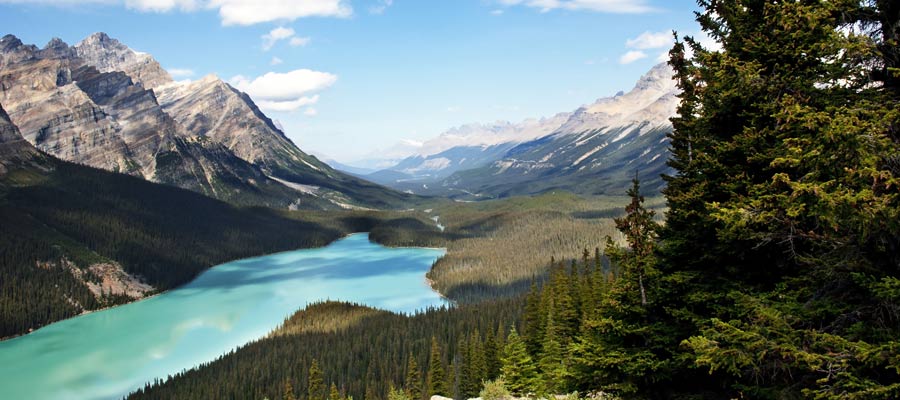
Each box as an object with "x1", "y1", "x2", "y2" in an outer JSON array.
[{"x1": 0, "y1": 231, "x2": 449, "y2": 344}]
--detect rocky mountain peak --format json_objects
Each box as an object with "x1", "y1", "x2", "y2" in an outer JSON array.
[
  {"x1": 1, "y1": 34, "x2": 24, "y2": 51},
  {"x1": 45, "y1": 37, "x2": 69, "y2": 50},
  {"x1": 40, "y1": 37, "x2": 73, "y2": 59},
  {"x1": 74, "y1": 32, "x2": 172, "y2": 89},
  {"x1": 633, "y1": 62, "x2": 677, "y2": 92}
]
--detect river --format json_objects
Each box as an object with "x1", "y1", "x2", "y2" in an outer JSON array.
[{"x1": 0, "y1": 233, "x2": 446, "y2": 400}]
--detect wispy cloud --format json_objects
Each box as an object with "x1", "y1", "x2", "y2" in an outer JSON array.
[
  {"x1": 261, "y1": 26, "x2": 294, "y2": 51},
  {"x1": 368, "y1": 0, "x2": 392, "y2": 14},
  {"x1": 270, "y1": 56, "x2": 283, "y2": 65},
  {"x1": 210, "y1": 0, "x2": 351, "y2": 25},
  {"x1": 496, "y1": 0, "x2": 656, "y2": 14},
  {"x1": 625, "y1": 31, "x2": 672, "y2": 49},
  {"x1": 260, "y1": 27, "x2": 310, "y2": 52},
  {"x1": 289, "y1": 36, "x2": 310, "y2": 46},
  {"x1": 619, "y1": 50, "x2": 647, "y2": 64},
  {"x1": 230, "y1": 69, "x2": 337, "y2": 112},
  {"x1": 0, "y1": 0, "x2": 353, "y2": 26},
  {"x1": 619, "y1": 30, "x2": 672, "y2": 65}
]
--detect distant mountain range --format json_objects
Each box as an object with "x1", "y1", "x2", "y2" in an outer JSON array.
[
  {"x1": 0, "y1": 33, "x2": 409, "y2": 210},
  {"x1": 352, "y1": 62, "x2": 677, "y2": 198}
]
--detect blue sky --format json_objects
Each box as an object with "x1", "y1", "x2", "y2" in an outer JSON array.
[{"x1": 0, "y1": 0, "x2": 702, "y2": 162}]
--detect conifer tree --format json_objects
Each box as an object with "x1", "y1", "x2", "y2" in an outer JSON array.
[
  {"x1": 282, "y1": 378, "x2": 296, "y2": 400},
  {"x1": 522, "y1": 279, "x2": 545, "y2": 357},
  {"x1": 404, "y1": 354, "x2": 422, "y2": 400},
  {"x1": 661, "y1": 0, "x2": 900, "y2": 397},
  {"x1": 483, "y1": 327, "x2": 501, "y2": 381},
  {"x1": 468, "y1": 330, "x2": 487, "y2": 390},
  {"x1": 329, "y1": 383, "x2": 341, "y2": 400},
  {"x1": 571, "y1": 176, "x2": 667, "y2": 397},
  {"x1": 283, "y1": 379, "x2": 296, "y2": 400},
  {"x1": 308, "y1": 359, "x2": 326, "y2": 400},
  {"x1": 500, "y1": 327, "x2": 541, "y2": 396},
  {"x1": 539, "y1": 304, "x2": 567, "y2": 394},
  {"x1": 426, "y1": 337, "x2": 447, "y2": 397}
]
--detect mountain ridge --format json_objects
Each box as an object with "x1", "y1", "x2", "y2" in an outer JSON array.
[
  {"x1": 0, "y1": 32, "x2": 410, "y2": 209},
  {"x1": 367, "y1": 62, "x2": 678, "y2": 197}
]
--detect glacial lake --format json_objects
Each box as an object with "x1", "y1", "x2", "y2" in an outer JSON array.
[{"x1": 0, "y1": 233, "x2": 446, "y2": 400}]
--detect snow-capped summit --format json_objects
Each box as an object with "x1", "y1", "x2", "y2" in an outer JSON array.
[{"x1": 367, "y1": 63, "x2": 679, "y2": 197}]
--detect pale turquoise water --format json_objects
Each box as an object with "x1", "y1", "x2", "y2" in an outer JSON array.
[{"x1": 0, "y1": 233, "x2": 446, "y2": 400}]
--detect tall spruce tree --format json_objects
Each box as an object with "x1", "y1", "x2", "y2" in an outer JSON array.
[
  {"x1": 426, "y1": 336, "x2": 447, "y2": 397},
  {"x1": 572, "y1": 176, "x2": 668, "y2": 397},
  {"x1": 500, "y1": 327, "x2": 541, "y2": 396},
  {"x1": 328, "y1": 383, "x2": 341, "y2": 400},
  {"x1": 404, "y1": 353, "x2": 422, "y2": 400},
  {"x1": 284, "y1": 379, "x2": 296, "y2": 400},
  {"x1": 308, "y1": 359, "x2": 326, "y2": 400},
  {"x1": 662, "y1": 0, "x2": 900, "y2": 398}
]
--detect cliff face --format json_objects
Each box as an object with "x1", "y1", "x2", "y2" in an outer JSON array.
[
  {"x1": 0, "y1": 32, "x2": 409, "y2": 209},
  {"x1": 155, "y1": 75, "x2": 328, "y2": 176},
  {"x1": 0, "y1": 34, "x2": 307, "y2": 208},
  {"x1": 73, "y1": 32, "x2": 172, "y2": 89},
  {"x1": 0, "y1": 103, "x2": 41, "y2": 175}
]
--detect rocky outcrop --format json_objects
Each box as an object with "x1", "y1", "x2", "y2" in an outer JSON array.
[
  {"x1": 73, "y1": 32, "x2": 172, "y2": 89},
  {"x1": 0, "y1": 103, "x2": 42, "y2": 175},
  {"x1": 0, "y1": 32, "x2": 407, "y2": 209},
  {"x1": 156, "y1": 75, "x2": 331, "y2": 177}
]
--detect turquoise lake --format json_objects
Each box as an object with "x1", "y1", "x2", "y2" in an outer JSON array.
[{"x1": 0, "y1": 233, "x2": 446, "y2": 400}]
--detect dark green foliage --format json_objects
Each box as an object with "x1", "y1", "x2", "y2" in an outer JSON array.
[
  {"x1": 500, "y1": 328, "x2": 541, "y2": 396},
  {"x1": 508, "y1": 0, "x2": 900, "y2": 398},
  {"x1": 0, "y1": 156, "x2": 446, "y2": 339},
  {"x1": 128, "y1": 299, "x2": 522, "y2": 400},
  {"x1": 308, "y1": 359, "x2": 325, "y2": 400},
  {"x1": 328, "y1": 383, "x2": 341, "y2": 400},
  {"x1": 284, "y1": 379, "x2": 296, "y2": 400},
  {"x1": 427, "y1": 336, "x2": 447, "y2": 397},
  {"x1": 404, "y1": 354, "x2": 422, "y2": 400},
  {"x1": 658, "y1": 0, "x2": 900, "y2": 398},
  {"x1": 0, "y1": 160, "x2": 341, "y2": 338}
]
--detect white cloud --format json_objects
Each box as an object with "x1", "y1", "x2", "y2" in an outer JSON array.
[
  {"x1": 230, "y1": 69, "x2": 337, "y2": 112},
  {"x1": 257, "y1": 96, "x2": 319, "y2": 112},
  {"x1": 303, "y1": 107, "x2": 318, "y2": 116},
  {"x1": 368, "y1": 0, "x2": 392, "y2": 14},
  {"x1": 125, "y1": 0, "x2": 198, "y2": 12},
  {"x1": 261, "y1": 26, "x2": 295, "y2": 51},
  {"x1": 497, "y1": 0, "x2": 655, "y2": 14},
  {"x1": 168, "y1": 68, "x2": 195, "y2": 78},
  {"x1": 2, "y1": 0, "x2": 353, "y2": 25},
  {"x1": 210, "y1": 0, "x2": 351, "y2": 26},
  {"x1": 625, "y1": 31, "x2": 672, "y2": 50},
  {"x1": 490, "y1": 9, "x2": 504, "y2": 15},
  {"x1": 289, "y1": 36, "x2": 310, "y2": 46},
  {"x1": 270, "y1": 56, "x2": 283, "y2": 65},
  {"x1": 619, "y1": 50, "x2": 646, "y2": 64},
  {"x1": 619, "y1": 30, "x2": 676, "y2": 65},
  {"x1": 446, "y1": 106, "x2": 461, "y2": 113}
]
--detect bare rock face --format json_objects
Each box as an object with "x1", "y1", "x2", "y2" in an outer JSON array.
[
  {"x1": 73, "y1": 32, "x2": 172, "y2": 89},
  {"x1": 155, "y1": 75, "x2": 333, "y2": 178},
  {"x1": 0, "y1": 40, "x2": 142, "y2": 174},
  {"x1": 0, "y1": 34, "x2": 304, "y2": 207},
  {"x1": 0, "y1": 103, "x2": 44, "y2": 175},
  {"x1": 1, "y1": 32, "x2": 403, "y2": 209}
]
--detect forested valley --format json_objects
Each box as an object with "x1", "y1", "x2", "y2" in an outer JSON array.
[
  {"x1": 0, "y1": 156, "x2": 442, "y2": 339},
  {"x1": 128, "y1": 1, "x2": 900, "y2": 399}
]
